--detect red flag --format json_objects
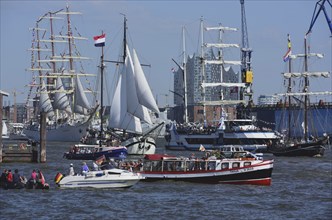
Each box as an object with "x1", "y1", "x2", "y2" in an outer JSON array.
[{"x1": 94, "y1": 34, "x2": 106, "y2": 47}]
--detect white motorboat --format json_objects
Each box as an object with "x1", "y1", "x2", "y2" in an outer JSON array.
[{"x1": 54, "y1": 168, "x2": 144, "y2": 189}]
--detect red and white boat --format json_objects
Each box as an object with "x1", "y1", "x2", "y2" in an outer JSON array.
[{"x1": 139, "y1": 151, "x2": 274, "y2": 186}]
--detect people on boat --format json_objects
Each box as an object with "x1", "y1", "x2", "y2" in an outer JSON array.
[
  {"x1": 109, "y1": 158, "x2": 117, "y2": 168},
  {"x1": 6, "y1": 170, "x2": 13, "y2": 188},
  {"x1": 189, "y1": 153, "x2": 196, "y2": 171},
  {"x1": 69, "y1": 163, "x2": 75, "y2": 176},
  {"x1": 33, "y1": 170, "x2": 50, "y2": 189},
  {"x1": 133, "y1": 159, "x2": 143, "y2": 172},
  {"x1": 26, "y1": 170, "x2": 49, "y2": 190},
  {"x1": 81, "y1": 162, "x2": 89, "y2": 175},
  {"x1": 0, "y1": 169, "x2": 26, "y2": 189},
  {"x1": 0, "y1": 169, "x2": 7, "y2": 188},
  {"x1": 37, "y1": 170, "x2": 45, "y2": 185},
  {"x1": 92, "y1": 161, "x2": 99, "y2": 171},
  {"x1": 13, "y1": 169, "x2": 25, "y2": 189},
  {"x1": 30, "y1": 169, "x2": 37, "y2": 184},
  {"x1": 100, "y1": 159, "x2": 113, "y2": 170}
]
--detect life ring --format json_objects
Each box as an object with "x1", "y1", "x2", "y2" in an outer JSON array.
[{"x1": 20, "y1": 143, "x2": 27, "y2": 150}]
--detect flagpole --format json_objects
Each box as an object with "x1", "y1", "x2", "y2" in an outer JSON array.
[{"x1": 99, "y1": 31, "x2": 104, "y2": 148}]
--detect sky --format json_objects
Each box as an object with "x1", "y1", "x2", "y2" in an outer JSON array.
[{"x1": 1, "y1": 0, "x2": 331, "y2": 108}]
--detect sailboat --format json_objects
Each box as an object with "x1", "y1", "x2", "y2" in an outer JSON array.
[
  {"x1": 268, "y1": 34, "x2": 330, "y2": 157},
  {"x1": 107, "y1": 16, "x2": 163, "y2": 155},
  {"x1": 23, "y1": 5, "x2": 96, "y2": 142},
  {"x1": 165, "y1": 19, "x2": 280, "y2": 152}
]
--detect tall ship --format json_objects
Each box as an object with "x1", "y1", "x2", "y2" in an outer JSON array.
[
  {"x1": 267, "y1": 34, "x2": 330, "y2": 156},
  {"x1": 165, "y1": 15, "x2": 280, "y2": 152},
  {"x1": 101, "y1": 16, "x2": 163, "y2": 155},
  {"x1": 23, "y1": 5, "x2": 96, "y2": 142}
]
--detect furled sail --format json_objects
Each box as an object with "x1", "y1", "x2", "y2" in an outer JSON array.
[
  {"x1": 39, "y1": 80, "x2": 55, "y2": 118},
  {"x1": 276, "y1": 91, "x2": 332, "y2": 96},
  {"x1": 283, "y1": 71, "x2": 330, "y2": 78},
  {"x1": 204, "y1": 60, "x2": 241, "y2": 65},
  {"x1": 73, "y1": 76, "x2": 90, "y2": 115},
  {"x1": 204, "y1": 43, "x2": 239, "y2": 48},
  {"x1": 53, "y1": 77, "x2": 72, "y2": 113},
  {"x1": 201, "y1": 82, "x2": 246, "y2": 88}
]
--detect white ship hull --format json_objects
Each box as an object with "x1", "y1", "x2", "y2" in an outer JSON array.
[
  {"x1": 23, "y1": 122, "x2": 89, "y2": 142},
  {"x1": 55, "y1": 168, "x2": 143, "y2": 189},
  {"x1": 122, "y1": 136, "x2": 156, "y2": 155},
  {"x1": 165, "y1": 123, "x2": 279, "y2": 152}
]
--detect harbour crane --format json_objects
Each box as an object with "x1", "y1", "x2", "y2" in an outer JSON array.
[
  {"x1": 240, "y1": 0, "x2": 253, "y2": 104},
  {"x1": 306, "y1": 0, "x2": 332, "y2": 35}
]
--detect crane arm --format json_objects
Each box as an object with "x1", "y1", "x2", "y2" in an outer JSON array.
[{"x1": 306, "y1": 0, "x2": 332, "y2": 35}]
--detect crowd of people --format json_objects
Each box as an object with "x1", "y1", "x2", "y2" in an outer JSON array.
[{"x1": 0, "y1": 168, "x2": 49, "y2": 189}]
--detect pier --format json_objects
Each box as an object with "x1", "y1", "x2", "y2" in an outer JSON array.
[{"x1": 1, "y1": 90, "x2": 44, "y2": 163}]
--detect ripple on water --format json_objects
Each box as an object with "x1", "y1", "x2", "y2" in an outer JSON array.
[{"x1": 0, "y1": 142, "x2": 331, "y2": 219}]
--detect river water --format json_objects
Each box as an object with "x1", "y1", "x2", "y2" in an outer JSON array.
[{"x1": 1, "y1": 139, "x2": 331, "y2": 220}]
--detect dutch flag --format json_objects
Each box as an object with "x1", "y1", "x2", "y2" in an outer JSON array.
[
  {"x1": 283, "y1": 34, "x2": 292, "y2": 62},
  {"x1": 94, "y1": 34, "x2": 106, "y2": 47},
  {"x1": 283, "y1": 48, "x2": 291, "y2": 62}
]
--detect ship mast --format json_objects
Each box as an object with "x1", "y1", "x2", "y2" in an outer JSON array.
[
  {"x1": 99, "y1": 33, "x2": 105, "y2": 148},
  {"x1": 303, "y1": 36, "x2": 309, "y2": 141},
  {"x1": 123, "y1": 15, "x2": 127, "y2": 63},
  {"x1": 182, "y1": 26, "x2": 188, "y2": 123},
  {"x1": 200, "y1": 17, "x2": 206, "y2": 125},
  {"x1": 286, "y1": 34, "x2": 292, "y2": 140}
]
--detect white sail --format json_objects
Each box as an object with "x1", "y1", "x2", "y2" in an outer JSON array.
[
  {"x1": 53, "y1": 77, "x2": 72, "y2": 113},
  {"x1": 74, "y1": 76, "x2": 90, "y2": 115},
  {"x1": 132, "y1": 49, "x2": 160, "y2": 114},
  {"x1": 109, "y1": 57, "x2": 142, "y2": 133},
  {"x1": 39, "y1": 80, "x2": 55, "y2": 118},
  {"x1": 126, "y1": 46, "x2": 152, "y2": 124}
]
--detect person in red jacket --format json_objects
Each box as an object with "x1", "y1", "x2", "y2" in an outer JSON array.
[{"x1": 6, "y1": 170, "x2": 13, "y2": 188}]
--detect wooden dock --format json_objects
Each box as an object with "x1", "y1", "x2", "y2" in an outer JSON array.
[{"x1": 1, "y1": 140, "x2": 38, "y2": 163}]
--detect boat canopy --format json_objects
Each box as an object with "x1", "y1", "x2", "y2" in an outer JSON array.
[{"x1": 144, "y1": 154, "x2": 177, "y2": 161}]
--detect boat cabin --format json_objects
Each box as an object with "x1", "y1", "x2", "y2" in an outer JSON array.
[
  {"x1": 142, "y1": 154, "x2": 258, "y2": 173},
  {"x1": 224, "y1": 119, "x2": 259, "y2": 132}
]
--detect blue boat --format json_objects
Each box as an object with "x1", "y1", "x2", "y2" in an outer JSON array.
[{"x1": 63, "y1": 144, "x2": 128, "y2": 160}]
